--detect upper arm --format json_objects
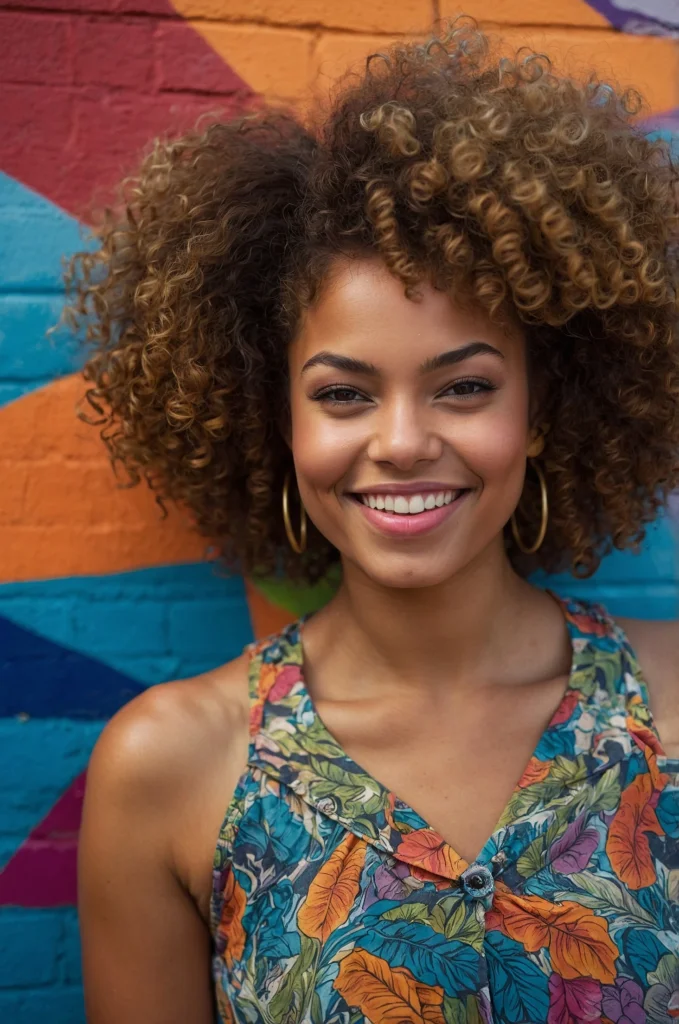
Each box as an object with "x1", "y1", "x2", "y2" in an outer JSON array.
[{"x1": 78, "y1": 687, "x2": 216, "y2": 1024}]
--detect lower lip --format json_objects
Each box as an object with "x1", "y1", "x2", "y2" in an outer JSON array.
[{"x1": 353, "y1": 493, "x2": 468, "y2": 537}]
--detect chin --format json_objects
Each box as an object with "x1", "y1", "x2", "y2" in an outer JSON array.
[{"x1": 356, "y1": 553, "x2": 462, "y2": 591}]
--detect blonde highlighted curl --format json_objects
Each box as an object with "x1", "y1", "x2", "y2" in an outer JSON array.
[{"x1": 65, "y1": 19, "x2": 679, "y2": 582}]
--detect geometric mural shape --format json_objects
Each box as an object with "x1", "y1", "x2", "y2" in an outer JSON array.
[
  {"x1": 0, "y1": 173, "x2": 90, "y2": 407},
  {"x1": 0, "y1": 615, "x2": 146, "y2": 719},
  {"x1": 586, "y1": 0, "x2": 679, "y2": 32},
  {"x1": 0, "y1": 5, "x2": 252, "y2": 219},
  {"x1": 0, "y1": 561, "x2": 254, "y2": 689},
  {"x1": 0, "y1": 717, "x2": 103, "y2": 870},
  {"x1": 0, "y1": 774, "x2": 85, "y2": 907},
  {"x1": 532, "y1": 511, "x2": 679, "y2": 620},
  {"x1": 0, "y1": 374, "x2": 208, "y2": 584}
]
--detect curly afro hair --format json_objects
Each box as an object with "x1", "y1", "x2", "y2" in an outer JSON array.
[{"x1": 65, "y1": 18, "x2": 679, "y2": 584}]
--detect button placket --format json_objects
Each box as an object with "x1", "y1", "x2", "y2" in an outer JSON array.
[{"x1": 459, "y1": 863, "x2": 495, "y2": 910}]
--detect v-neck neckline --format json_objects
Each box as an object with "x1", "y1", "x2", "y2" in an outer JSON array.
[{"x1": 248, "y1": 593, "x2": 634, "y2": 883}]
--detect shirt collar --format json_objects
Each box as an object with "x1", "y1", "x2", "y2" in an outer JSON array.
[{"x1": 246, "y1": 597, "x2": 646, "y2": 883}]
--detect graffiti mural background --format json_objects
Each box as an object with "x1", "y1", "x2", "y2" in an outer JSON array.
[
  {"x1": 588, "y1": 1, "x2": 679, "y2": 34},
  {"x1": 0, "y1": 0, "x2": 678, "y2": 1019}
]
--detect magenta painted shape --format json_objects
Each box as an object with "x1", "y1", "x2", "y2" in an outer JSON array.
[
  {"x1": 0, "y1": 6, "x2": 253, "y2": 220},
  {"x1": 0, "y1": 772, "x2": 86, "y2": 907}
]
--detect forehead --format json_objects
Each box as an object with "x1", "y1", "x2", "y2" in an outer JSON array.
[{"x1": 291, "y1": 257, "x2": 524, "y2": 370}]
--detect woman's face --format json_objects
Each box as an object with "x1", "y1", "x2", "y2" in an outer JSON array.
[{"x1": 288, "y1": 257, "x2": 533, "y2": 589}]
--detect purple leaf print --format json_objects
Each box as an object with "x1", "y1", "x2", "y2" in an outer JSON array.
[
  {"x1": 602, "y1": 977, "x2": 646, "y2": 1024},
  {"x1": 368, "y1": 862, "x2": 413, "y2": 904},
  {"x1": 549, "y1": 813, "x2": 599, "y2": 874},
  {"x1": 548, "y1": 974, "x2": 603, "y2": 1024},
  {"x1": 376, "y1": 862, "x2": 410, "y2": 898}
]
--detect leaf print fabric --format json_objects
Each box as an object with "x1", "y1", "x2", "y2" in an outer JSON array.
[
  {"x1": 487, "y1": 886, "x2": 619, "y2": 982},
  {"x1": 334, "y1": 948, "x2": 446, "y2": 1024},
  {"x1": 209, "y1": 597, "x2": 679, "y2": 1023},
  {"x1": 607, "y1": 771, "x2": 667, "y2": 890},
  {"x1": 298, "y1": 833, "x2": 367, "y2": 942}
]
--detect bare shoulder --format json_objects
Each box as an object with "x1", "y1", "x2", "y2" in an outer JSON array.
[
  {"x1": 86, "y1": 650, "x2": 252, "y2": 819},
  {"x1": 78, "y1": 654, "x2": 251, "y2": 1024},
  {"x1": 616, "y1": 616, "x2": 679, "y2": 752}
]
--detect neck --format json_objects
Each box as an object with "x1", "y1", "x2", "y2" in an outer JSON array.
[{"x1": 315, "y1": 542, "x2": 547, "y2": 692}]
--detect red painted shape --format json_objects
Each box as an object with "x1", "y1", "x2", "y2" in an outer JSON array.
[
  {"x1": 0, "y1": 5, "x2": 254, "y2": 219},
  {"x1": 0, "y1": 773, "x2": 85, "y2": 907},
  {"x1": 1, "y1": 0, "x2": 181, "y2": 19}
]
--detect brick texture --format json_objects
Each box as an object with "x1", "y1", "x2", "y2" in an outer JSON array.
[{"x1": 1, "y1": 0, "x2": 678, "y2": 1019}]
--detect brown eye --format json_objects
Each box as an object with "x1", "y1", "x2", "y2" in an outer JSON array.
[
  {"x1": 313, "y1": 386, "x2": 368, "y2": 405},
  {"x1": 441, "y1": 378, "x2": 496, "y2": 399}
]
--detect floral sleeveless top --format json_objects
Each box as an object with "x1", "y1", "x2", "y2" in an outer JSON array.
[{"x1": 210, "y1": 597, "x2": 679, "y2": 1024}]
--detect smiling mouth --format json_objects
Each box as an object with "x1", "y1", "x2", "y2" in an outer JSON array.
[{"x1": 351, "y1": 489, "x2": 468, "y2": 516}]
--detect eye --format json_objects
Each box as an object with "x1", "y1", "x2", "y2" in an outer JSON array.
[
  {"x1": 312, "y1": 385, "x2": 369, "y2": 406},
  {"x1": 440, "y1": 378, "x2": 496, "y2": 399}
]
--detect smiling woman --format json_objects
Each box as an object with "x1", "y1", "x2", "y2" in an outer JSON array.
[{"x1": 65, "y1": 17, "x2": 679, "y2": 1024}]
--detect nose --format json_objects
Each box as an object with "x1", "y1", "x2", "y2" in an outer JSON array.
[{"x1": 366, "y1": 396, "x2": 443, "y2": 469}]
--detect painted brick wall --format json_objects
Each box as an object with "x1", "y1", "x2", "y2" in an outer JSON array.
[{"x1": 1, "y1": 1, "x2": 678, "y2": 1020}]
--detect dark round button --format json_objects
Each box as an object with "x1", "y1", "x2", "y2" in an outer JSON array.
[
  {"x1": 460, "y1": 863, "x2": 494, "y2": 903},
  {"x1": 466, "y1": 872, "x2": 487, "y2": 890}
]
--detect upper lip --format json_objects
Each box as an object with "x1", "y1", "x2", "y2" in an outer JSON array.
[{"x1": 350, "y1": 482, "x2": 468, "y2": 496}]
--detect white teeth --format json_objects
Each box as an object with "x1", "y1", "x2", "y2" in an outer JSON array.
[{"x1": 359, "y1": 490, "x2": 464, "y2": 515}]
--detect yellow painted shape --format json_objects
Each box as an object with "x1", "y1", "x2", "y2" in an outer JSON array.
[{"x1": 0, "y1": 375, "x2": 206, "y2": 583}]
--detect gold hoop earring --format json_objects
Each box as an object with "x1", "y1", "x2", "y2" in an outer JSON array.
[
  {"x1": 511, "y1": 458, "x2": 548, "y2": 555},
  {"x1": 282, "y1": 472, "x2": 307, "y2": 555}
]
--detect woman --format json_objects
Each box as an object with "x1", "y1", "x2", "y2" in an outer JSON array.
[{"x1": 71, "y1": 20, "x2": 679, "y2": 1024}]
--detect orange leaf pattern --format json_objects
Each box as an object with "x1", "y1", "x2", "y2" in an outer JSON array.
[
  {"x1": 211, "y1": 597, "x2": 679, "y2": 1023},
  {"x1": 298, "y1": 833, "x2": 367, "y2": 941},
  {"x1": 487, "y1": 889, "x2": 618, "y2": 982},
  {"x1": 518, "y1": 756, "x2": 553, "y2": 788},
  {"x1": 217, "y1": 868, "x2": 247, "y2": 967},
  {"x1": 334, "y1": 949, "x2": 446, "y2": 1023},
  {"x1": 395, "y1": 829, "x2": 467, "y2": 880},
  {"x1": 606, "y1": 770, "x2": 665, "y2": 890}
]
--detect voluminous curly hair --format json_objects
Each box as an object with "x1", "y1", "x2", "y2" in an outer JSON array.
[{"x1": 66, "y1": 18, "x2": 679, "y2": 583}]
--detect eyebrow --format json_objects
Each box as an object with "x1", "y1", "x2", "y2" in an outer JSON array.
[{"x1": 301, "y1": 341, "x2": 504, "y2": 376}]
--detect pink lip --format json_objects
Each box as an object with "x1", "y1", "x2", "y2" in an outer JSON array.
[{"x1": 354, "y1": 492, "x2": 468, "y2": 538}]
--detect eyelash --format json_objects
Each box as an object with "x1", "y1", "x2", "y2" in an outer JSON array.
[{"x1": 312, "y1": 378, "x2": 497, "y2": 407}]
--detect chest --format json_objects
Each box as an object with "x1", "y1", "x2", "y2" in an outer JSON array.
[{"x1": 314, "y1": 673, "x2": 570, "y2": 865}]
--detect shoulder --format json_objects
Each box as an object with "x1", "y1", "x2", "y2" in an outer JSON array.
[
  {"x1": 615, "y1": 616, "x2": 679, "y2": 742},
  {"x1": 616, "y1": 616, "x2": 679, "y2": 679},
  {"x1": 85, "y1": 651, "x2": 252, "y2": 821}
]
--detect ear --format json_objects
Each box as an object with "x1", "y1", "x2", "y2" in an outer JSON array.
[{"x1": 526, "y1": 426, "x2": 547, "y2": 459}]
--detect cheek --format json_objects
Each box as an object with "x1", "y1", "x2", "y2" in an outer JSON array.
[
  {"x1": 290, "y1": 398, "x2": 363, "y2": 493},
  {"x1": 447, "y1": 400, "x2": 528, "y2": 493}
]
